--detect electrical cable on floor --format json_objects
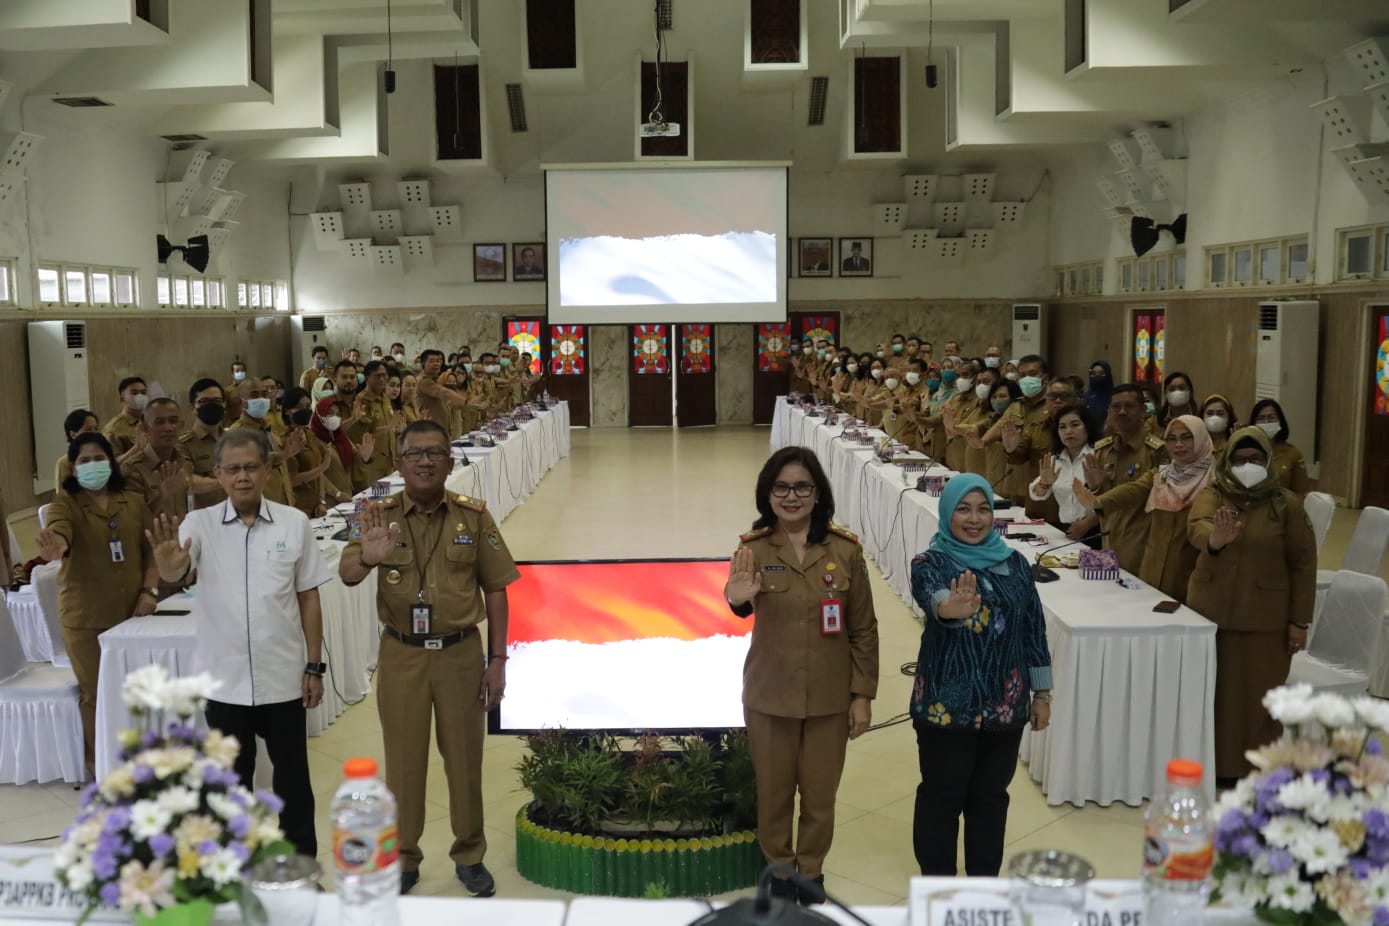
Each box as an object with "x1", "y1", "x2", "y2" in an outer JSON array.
[{"x1": 321, "y1": 637, "x2": 370, "y2": 708}]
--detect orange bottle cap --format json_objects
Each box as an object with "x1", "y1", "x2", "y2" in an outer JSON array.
[
  {"x1": 343, "y1": 757, "x2": 378, "y2": 779},
  {"x1": 1167, "y1": 758, "x2": 1203, "y2": 785}
]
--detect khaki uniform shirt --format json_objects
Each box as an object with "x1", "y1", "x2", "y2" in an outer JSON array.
[
  {"x1": 299, "y1": 368, "x2": 325, "y2": 393},
  {"x1": 944, "y1": 393, "x2": 980, "y2": 474},
  {"x1": 123, "y1": 445, "x2": 194, "y2": 520},
  {"x1": 413, "y1": 373, "x2": 451, "y2": 429},
  {"x1": 176, "y1": 423, "x2": 227, "y2": 509},
  {"x1": 46, "y1": 490, "x2": 153, "y2": 629},
  {"x1": 349, "y1": 391, "x2": 396, "y2": 488},
  {"x1": 101, "y1": 410, "x2": 141, "y2": 457},
  {"x1": 1089, "y1": 431, "x2": 1166, "y2": 574},
  {"x1": 227, "y1": 414, "x2": 294, "y2": 507},
  {"x1": 1271, "y1": 442, "x2": 1310, "y2": 495},
  {"x1": 883, "y1": 383, "x2": 927, "y2": 447},
  {"x1": 345, "y1": 491, "x2": 521, "y2": 636},
  {"x1": 1096, "y1": 471, "x2": 1200, "y2": 603},
  {"x1": 733, "y1": 525, "x2": 880, "y2": 718},
  {"x1": 289, "y1": 435, "x2": 328, "y2": 517},
  {"x1": 1000, "y1": 396, "x2": 1052, "y2": 498}
]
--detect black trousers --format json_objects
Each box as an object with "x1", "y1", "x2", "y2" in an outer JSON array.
[
  {"x1": 912, "y1": 723, "x2": 1024, "y2": 877},
  {"x1": 205, "y1": 698, "x2": 317, "y2": 858}
]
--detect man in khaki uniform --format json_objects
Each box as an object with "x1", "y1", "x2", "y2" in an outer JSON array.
[
  {"x1": 1081, "y1": 383, "x2": 1165, "y2": 574},
  {"x1": 725, "y1": 494, "x2": 878, "y2": 900},
  {"x1": 341, "y1": 420, "x2": 519, "y2": 897},
  {"x1": 415, "y1": 349, "x2": 483, "y2": 433},
  {"x1": 178, "y1": 379, "x2": 230, "y2": 509},
  {"x1": 124, "y1": 398, "x2": 196, "y2": 521},
  {"x1": 228, "y1": 379, "x2": 300, "y2": 507},
  {"x1": 882, "y1": 366, "x2": 927, "y2": 448},
  {"x1": 223, "y1": 361, "x2": 249, "y2": 427},
  {"x1": 102, "y1": 376, "x2": 150, "y2": 457},
  {"x1": 349, "y1": 360, "x2": 400, "y2": 491},
  {"x1": 299, "y1": 346, "x2": 330, "y2": 393},
  {"x1": 987, "y1": 355, "x2": 1053, "y2": 503}
]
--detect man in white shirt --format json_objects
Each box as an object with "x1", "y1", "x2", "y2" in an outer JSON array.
[{"x1": 147, "y1": 428, "x2": 330, "y2": 857}]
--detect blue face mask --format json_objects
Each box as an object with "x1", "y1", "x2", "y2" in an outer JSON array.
[
  {"x1": 941, "y1": 370, "x2": 958, "y2": 385},
  {"x1": 500, "y1": 358, "x2": 511, "y2": 368},
  {"x1": 246, "y1": 397, "x2": 272, "y2": 419},
  {"x1": 464, "y1": 362, "x2": 473, "y2": 373},
  {"x1": 75, "y1": 460, "x2": 112, "y2": 491},
  {"x1": 318, "y1": 389, "x2": 336, "y2": 400},
  {"x1": 927, "y1": 378, "x2": 941, "y2": 391},
  {"x1": 356, "y1": 373, "x2": 366, "y2": 385},
  {"x1": 1019, "y1": 375, "x2": 1044, "y2": 398}
]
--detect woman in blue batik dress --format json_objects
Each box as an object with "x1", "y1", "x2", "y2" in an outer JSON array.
[{"x1": 909, "y1": 473, "x2": 1053, "y2": 877}]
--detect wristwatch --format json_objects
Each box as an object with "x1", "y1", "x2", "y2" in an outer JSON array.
[
  {"x1": 304, "y1": 662, "x2": 327, "y2": 677},
  {"x1": 141, "y1": 587, "x2": 159, "y2": 600}
]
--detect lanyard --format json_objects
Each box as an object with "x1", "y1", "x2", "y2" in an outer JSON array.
[{"x1": 402, "y1": 505, "x2": 446, "y2": 602}]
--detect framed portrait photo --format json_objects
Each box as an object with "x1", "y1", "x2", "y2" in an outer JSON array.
[
  {"x1": 512, "y1": 242, "x2": 545, "y2": 282},
  {"x1": 838, "y1": 237, "x2": 873, "y2": 277},
  {"x1": 798, "y1": 237, "x2": 833, "y2": 277},
  {"x1": 473, "y1": 243, "x2": 506, "y2": 282}
]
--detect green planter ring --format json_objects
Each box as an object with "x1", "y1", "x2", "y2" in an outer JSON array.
[{"x1": 515, "y1": 805, "x2": 762, "y2": 896}]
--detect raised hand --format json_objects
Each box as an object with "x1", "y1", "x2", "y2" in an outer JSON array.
[
  {"x1": 1081, "y1": 452, "x2": 1106, "y2": 490},
  {"x1": 156, "y1": 461, "x2": 188, "y2": 502},
  {"x1": 145, "y1": 513, "x2": 191, "y2": 579},
  {"x1": 357, "y1": 502, "x2": 400, "y2": 567},
  {"x1": 1001, "y1": 420, "x2": 1022, "y2": 454},
  {"x1": 36, "y1": 528, "x2": 68, "y2": 562},
  {"x1": 1038, "y1": 453, "x2": 1058, "y2": 488},
  {"x1": 283, "y1": 427, "x2": 306, "y2": 459},
  {"x1": 724, "y1": 546, "x2": 763, "y2": 606},
  {"x1": 1210, "y1": 507, "x2": 1244, "y2": 549},
  {"x1": 1072, "y1": 478, "x2": 1100, "y2": 511},
  {"x1": 937, "y1": 570, "x2": 982, "y2": 620},
  {"x1": 358, "y1": 430, "x2": 375, "y2": 464}
]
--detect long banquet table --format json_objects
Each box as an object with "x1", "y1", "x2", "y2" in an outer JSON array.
[
  {"x1": 772, "y1": 399, "x2": 1217, "y2": 806},
  {"x1": 91, "y1": 402, "x2": 571, "y2": 780}
]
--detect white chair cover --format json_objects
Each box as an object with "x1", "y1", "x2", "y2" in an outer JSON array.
[
  {"x1": 1342, "y1": 506, "x2": 1389, "y2": 576},
  {"x1": 37, "y1": 503, "x2": 51, "y2": 530},
  {"x1": 0, "y1": 594, "x2": 85, "y2": 784},
  {"x1": 1371, "y1": 614, "x2": 1389, "y2": 699},
  {"x1": 6, "y1": 588, "x2": 54, "y2": 663},
  {"x1": 1305, "y1": 492, "x2": 1335, "y2": 553},
  {"x1": 1288, "y1": 570, "x2": 1387, "y2": 697},
  {"x1": 32, "y1": 561, "x2": 69, "y2": 668}
]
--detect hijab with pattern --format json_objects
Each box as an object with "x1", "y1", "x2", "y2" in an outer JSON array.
[
  {"x1": 1211, "y1": 426, "x2": 1287, "y2": 519},
  {"x1": 1146, "y1": 414, "x2": 1215, "y2": 513},
  {"x1": 930, "y1": 473, "x2": 1013, "y2": 571}
]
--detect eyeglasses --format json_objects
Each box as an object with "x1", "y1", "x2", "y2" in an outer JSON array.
[
  {"x1": 400, "y1": 448, "x2": 450, "y2": 463},
  {"x1": 219, "y1": 463, "x2": 263, "y2": 476},
  {"x1": 771, "y1": 482, "x2": 816, "y2": 498}
]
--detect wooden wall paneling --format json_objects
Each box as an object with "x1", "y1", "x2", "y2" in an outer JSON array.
[
  {"x1": 0, "y1": 320, "x2": 38, "y2": 511},
  {"x1": 1161, "y1": 297, "x2": 1258, "y2": 413},
  {"x1": 1317, "y1": 293, "x2": 1383, "y2": 504}
]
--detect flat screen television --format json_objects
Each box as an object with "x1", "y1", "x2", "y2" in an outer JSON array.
[{"x1": 488, "y1": 559, "x2": 750, "y2": 734}]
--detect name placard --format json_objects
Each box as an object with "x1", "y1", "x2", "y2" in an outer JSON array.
[
  {"x1": 909, "y1": 878, "x2": 1146, "y2": 926},
  {"x1": 0, "y1": 846, "x2": 122, "y2": 922}
]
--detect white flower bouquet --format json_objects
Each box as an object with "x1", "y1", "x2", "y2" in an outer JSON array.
[
  {"x1": 1212, "y1": 684, "x2": 1389, "y2": 926},
  {"x1": 53, "y1": 666, "x2": 294, "y2": 925}
]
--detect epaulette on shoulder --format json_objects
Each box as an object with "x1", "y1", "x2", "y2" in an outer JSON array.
[
  {"x1": 1145, "y1": 435, "x2": 1165, "y2": 450},
  {"x1": 176, "y1": 432, "x2": 194, "y2": 443},
  {"x1": 828, "y1": 523, "x2": 859, "y2": 544},
  {"x1": 739, "y1": 526, "x2": 773, "y2": 544},
  {"x1": 1093, "y1": 435, "x2": 1115, "y2": 450},
  {"x1": 454, "y1": 493, "x2": 487, "y2": 512},
  {"x1": 381, "y1": 496, "x2": 399, "y2": 508}
]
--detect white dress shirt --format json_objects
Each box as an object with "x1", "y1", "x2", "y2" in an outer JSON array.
[
  {"x1": 179, "y1": 498, "x2": 331, "y2": 707},
  {"x1": 1028, "y1": 445, "x2": 1095, "y2": 524}
]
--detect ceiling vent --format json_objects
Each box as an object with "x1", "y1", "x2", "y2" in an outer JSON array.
[
  {"x1": 505, "y1": 83, "x2": 528, "y2": 132},
  {"x1": 161, "y1": 134, "x2": 207, "y2": 143},
  {"x1": 807, "y1": 76, "x2": 829, "y2": 126},
  {"x1": 53, "y1": 97, "x2": 113, "y2": 108}
]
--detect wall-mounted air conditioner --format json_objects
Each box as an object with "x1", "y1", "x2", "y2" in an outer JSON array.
[
  {"x1": 28, "y1": 321, "x2": 90, "y2": 494},
  {"x1": 292, "y1": 315, "x2": 329, "y2": 370},
  {"x1": 1011, "y1": 303, "x2": 1046, "y2": 359}
]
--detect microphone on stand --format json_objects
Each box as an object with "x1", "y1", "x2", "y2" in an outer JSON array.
[
  {"x1": 686, "y1": 864, "x2": 875, "y2": 926},
  {"x1": 989, "y1": 467, "x2": 1015, "y2": 510},
  {"x1": 1029, "y1": 530, "x2": 1109, "y2": 583}
]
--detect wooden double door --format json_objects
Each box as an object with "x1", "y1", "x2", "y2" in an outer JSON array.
[
  {"x1": 628, "y1": 324, "x2": 717, "y2": 427},
  {"x1": 752, "y1": 312, "x2": 841, "y2": 424},
  {"x1": 504, "y1": 317, "x2": 591, "y2": 427}
]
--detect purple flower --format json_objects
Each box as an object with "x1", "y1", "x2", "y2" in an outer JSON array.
[
  {"x1": 227, "y1": 840, "x2": 250, "y2": 863},
  {"x1": 1265, "y1": 848, "x2": 1295, "y2": 875},
  {"x1": 255, "y1": 790, "x2": 284, "y2": 814},
  {"x1": 168, "y1": 723, "x2": 197, "y2": 741},
  {"x1": 79, "y1": 783, "x2": 99, "y2": 808},
  {"x1": 1333, "y1": 776, "x2": 1354, "y2": 796},
  {"x1": 92, "y1": 850, "x2": 118, "y2": 880},
  {"x1": 1310, "y1": 769, "x2": 1331, "y2": 785},
  {"x1": 1250, "y1": 811, "x2": 1270, "y2": 829},
  {"x1": 1216, "y1": 809, "x2": 1248, "y2": 851},
  {"x1": 1232, "y1": 834, "x2": 1260, "y2": 857},
  {"x1": 228, "y1": 815, "x2": 250, "y2": 839},
  {"x1": 99, "y1": 883, "x2": 120, "y2": 908},
  {"x1": 140, "y1": 731, "x2": 159, "y2": 749},
  {"x1": 1366, "y1": 809, "x2": 1389, "y2": 838},
  {"x1": 198, "y1": 840, "x2": 219, "y2": 856},
  {"x1": 148, "y1": 833, "x2": 175, "y2": 857},
  {"x1": 102, "y1": 808, "x2": 130, "y2": 833},
  {"x1": 1369, "y1": 739, "x2": 1383, "y2": 756},
  {"x1": 132, "y1": 765, "x2": 154, "y2": 784},
  {"x1": 228, "y1": 791, "x2": 251, "y2": 809},
  {"x1": 1367, "y1": 836, "x2": 1389, "y2": 866},
  {"x1": 1256, "y1": 769, "x2": 1294, "y2": 813},
  {"x1": 1351, "y1": 859, "x2": 1376, "y2": 880},
  {"x1": 1374, "y1": 906, "x2": 1389, "y2": 926}
]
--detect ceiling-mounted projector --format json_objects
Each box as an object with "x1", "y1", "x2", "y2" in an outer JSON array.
[{"x1": 640, "y1": 121, "x2": 681, "y2": 137}]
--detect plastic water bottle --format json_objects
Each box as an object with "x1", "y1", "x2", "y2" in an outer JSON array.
[
  {"x1": 332, "y1": 757, "x2": 400, "y2": 926},
  {"x1": 1142, "y1": 758, "x2": 1214, "y2": 926}
]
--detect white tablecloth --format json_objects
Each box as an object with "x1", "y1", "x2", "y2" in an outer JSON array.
[
  {"x1": 446, "y1": 402, "x2": 571, "y2": 523},
  {"x1": 773, "y1": 401, "x2": 1218, "y2": 807},
  {"x1": 3, "y1": 588, "x2": 50, "y2": 663}
]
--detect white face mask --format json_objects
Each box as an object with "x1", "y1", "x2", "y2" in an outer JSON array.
[
  {"x1": 1231, "y1": 462, "x2": 1268, "y2": 488},
  {"x1": 1204, "y1": 414, "x2": 1229, "y2": 434},
  {"x1": 905, "y1": 372, "x2": 921, "y2": 386},
  {"x1": 846, "y1": 363, "x2": 859, "y2": 374},
  {"x1": 975, "y1": 383, "x2": 991, "y2": 400},
  {"x1": 803, "y1": 347, "x2": 813, "y2": 356},
  {"x1": 884, "y1": 377, "x2": 900, "y2": 390},
  {"x1": 1166, "y1": 389, "x2": 1190, "y2": 407},
  {"x1": 1256, "y1": 421, "x2": 1281, "y2": 439},
  {"x1": 955, "y1": 378, "x2": 974, "y2": 392},
  {"x1": 393, "y1": 353, "x2": 406, "y2": 363},
  {"x1": 323, "y1": 415, "x2": 342, "y2": 432},
  {"x1": 870, "y1": 368, "x2": 884, "y2": 380},
  {"x1": 984, "y1": 356, "x2": 1000, "y2": 368},
  {"x1": 1005, "y1": 372, "x2": 1019, "y2": 381}
]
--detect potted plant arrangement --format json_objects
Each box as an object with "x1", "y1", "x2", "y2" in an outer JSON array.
[
  {"x1": 514, "y1": 730, "x2": 762, "y2": 896},
  {"x1": 53, "y1": 666, "x2": 297, "y2": 926},
  {"x1": 1211, "y1": 684, "x2": 1389, "y2": 926}
]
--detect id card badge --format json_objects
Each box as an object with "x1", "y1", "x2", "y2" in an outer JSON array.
[
  {"x1": 411, "y1": 603, "x2": 433, "y2": 636},
  {"x1": 820, "y1": 598, "x2": 844, "y2": 635},
  {"x1": 109, "y1": 540, "x2": 125, "y2": 563}
]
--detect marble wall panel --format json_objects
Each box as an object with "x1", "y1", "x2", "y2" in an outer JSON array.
[
  {"x1": 716, "y1": 324, "x2": 754, "y2": 425},
  {"x1": 589, "y1": 325, "x2": 629, "y2": 427}
]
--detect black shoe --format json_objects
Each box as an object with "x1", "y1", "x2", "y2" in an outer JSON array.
[
  {"x1": 769, "y1": 877, "x2": 798, "y2": 902},
  {"x1": 797, "y1": 875, "x2": 826, "y2": 906},
  {"x1": 400, "y1": 869, "x2": 420, "y2": 895},
  {"x1": 456, "y1": 863, "x2": 496, "y2": 897}
]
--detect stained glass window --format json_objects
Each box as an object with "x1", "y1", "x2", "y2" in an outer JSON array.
[
  {"x1": 1132, "y1": 311, "x2": 1166, "y2": 384},
  {"x1": 758, "y1": 322, "x2": 791, "y2": 372},
  {"x1": 801, "y1": 315, "x2": 837, "y2": 345},
  {"x1": 1376, "y1": 315, "x2": 1389, "y2": 416},
  {"x1": 633, "y1": 324, "x2": 669, "y2": 374},
  {"x1": 681, "y1": 324, "x2": 712, "y2": 374},
  {"x1": 550, "y1": 325, "x2": 585, "y2": 375},
  {"x1": 507, "y1": 320, "x2": 543, "y2": 373}
]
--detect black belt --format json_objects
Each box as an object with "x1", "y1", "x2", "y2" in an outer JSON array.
[{"x1": 382, "y1": 625, "x2": 477, "y2": 651}]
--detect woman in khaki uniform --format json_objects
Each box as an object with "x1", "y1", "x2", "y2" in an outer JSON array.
[
  {"x1": 968, "y1": 380, "x2": 1020, "y2": 484},
  {"x1": 1074, "y1": 415, "x2": 1214, "y2": 603},
  {"x1": 1199, "y1": 394, "x2": 1239, "y2": 456},
  {"x1": 1186, "y1": 426, "x2": 1316, "y2": 781},
  {"x1": 857, "y1": 359, "x2": 890, "y2": 428},
  {"x1": 724, "y1": 446, "x2": 879, "y2": 903},
  {"x1": 282, "y1": 388, "x2": 333, "y2": 517},
  {"x1": 1248, "y1": 399, "x2": 1310, "y2": 495},
  {"x1": 35, "y1": 433, "x2": 158, "y2": 776},
  {"x1": 399, "y1": 373, "x2": 421, "y2": 423}
]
